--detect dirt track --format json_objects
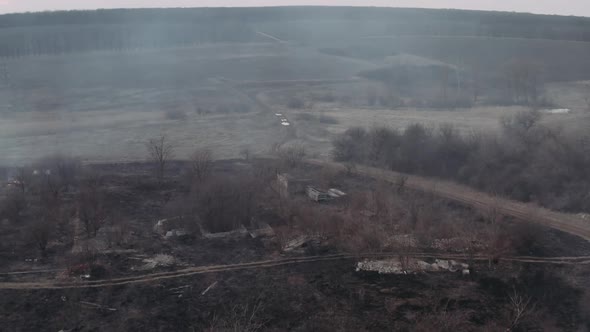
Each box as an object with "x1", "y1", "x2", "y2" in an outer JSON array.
[
  {"x1": 2, "y1": 252, "x2": 590, "y2": 290},
  {"x1": 309, "y1": 160, "x2": 590, "y2": 241}
]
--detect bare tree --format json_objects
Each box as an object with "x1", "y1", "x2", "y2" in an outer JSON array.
[
  {"x1": 77, "y1": 177, "x2": 106, "y2": 238},
  {"x1": 507, "y1": 288, "x2": 536, "y2": 330},
  {"x1": 504, "y1": 59, "x2": 543, "y2": 105},
  {"x1": 146, "y1": 134, "x2": 174, "y2": 181},
  {"x1": 29, "y1": 219, "x2": 52, "y2": 255},
  {"x1": 13, "y1": 167, "x2": 31, "y2": 194},
  {"x1": 188, "y1": 148, "x2": 213, "y2": 182},
  {"x1": 240, "y1": 147, "x2": 252, "y2": 161},
  {"x1": 277, "y1": 145, "x2": 306, "y2": 168},
  {"x1": 192, "y1": 176, "x2": 257, "y2": 233}
]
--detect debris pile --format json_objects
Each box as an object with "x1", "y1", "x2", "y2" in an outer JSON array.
[
  {"x1": 137, "y1": 254, "x2": 176, "y2": 270},
  {"x1": 356, "y1": 258, "x2": 469, "y2": 275},
  {"x1": 282, "y1": 235, "x2": 322, "y2": 253}
]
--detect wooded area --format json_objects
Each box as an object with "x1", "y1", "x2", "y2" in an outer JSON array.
[{"x1": 0, "y1": 7, "x2": 589, "y2": 57}]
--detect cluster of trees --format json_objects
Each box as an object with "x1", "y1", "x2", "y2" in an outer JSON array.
[
  {"x1": 360, "y1": 59, "x2": 548, "y2": 108},
  {"x1": 0, "y1": 155, "x2": 85, "y2": 255},
  {"x1": 0, "y1": 7, "x2": 589, "y2": 57},
  {"x1": 333, "y1": 110, "x2": 590, "y2": 212}
]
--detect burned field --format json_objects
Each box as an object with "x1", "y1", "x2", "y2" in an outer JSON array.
[{"x1": 2, "y1": 157, "x2": 590, "y2": 331}]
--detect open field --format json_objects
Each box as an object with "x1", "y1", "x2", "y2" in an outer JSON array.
[
  {"x1": 0, "y1": 108, "x2": 283, "y2": 165},
  {"x1": 1, "y1": 32, "x2": 590, "y2": 165},
  {"x1": 0, "y1": 43, "x2": 377, "y2": 165}
]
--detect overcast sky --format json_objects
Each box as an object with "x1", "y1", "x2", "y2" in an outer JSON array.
[{"x1": 0, "y1": 0, "x2": 588, "y2": 17}]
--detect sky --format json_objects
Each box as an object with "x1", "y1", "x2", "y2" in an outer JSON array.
[{"x1": 0, "y1": 0, "x2": 588, "y2": 17}]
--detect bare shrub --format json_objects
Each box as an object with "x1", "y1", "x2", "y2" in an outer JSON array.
[
  {"x1": 205, "y1": 300, "x2": 267, "y2": 332},
  {"x1": 413, "y1": 300, "x2": 473, "y2": 332},
  {"x1": 277, "y1": 145, "x2": 306, "y2": 168},
  {"x1": 28, "y1": 219, "x2": 53, "y2": 255},
  {"x1": 191, "y1": 176, "x2": 258, "y2": 233},
  {"x1": 77, "y1": 176, "x2": 106, "y2": 238},
  {"x1": 187, "y1": 148, "x2": 213, "y2": 183},
  {"x1": 146, "y1": 134, "x2": 174, "y2": 181},
  {"x1": 104, "y1": 213, "x2": 132, "y2": 248},
  {"x1": 501, "y1": 109, "x2": 542, "y2": 136}
]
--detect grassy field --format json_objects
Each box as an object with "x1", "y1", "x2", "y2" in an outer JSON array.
[
  {"x1": 1, "y1": 40, "x2": 589, "y2": 165},
  {"x1": 0, "y1": 43, "x2": 377, "y2": 165}
]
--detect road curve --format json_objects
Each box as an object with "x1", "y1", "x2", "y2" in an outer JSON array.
[{"x1": 308, "y1": 160, "x2": 590, "y2": 241}]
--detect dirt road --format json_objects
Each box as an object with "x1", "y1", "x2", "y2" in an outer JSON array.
[
  {"x1": 309, "y1": 160, "x2": 590, "y2": 241},
  {"x1": 2, "y1": 252, "x2": 590, "y2": 290}
]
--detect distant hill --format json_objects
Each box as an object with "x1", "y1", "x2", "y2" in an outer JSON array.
[{"x1": 0, "y1": 7, "x2": 589, "y2": 57}]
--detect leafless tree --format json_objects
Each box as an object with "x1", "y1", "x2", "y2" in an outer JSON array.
[
  {"x1": 240, "y1": 147, "x2": 252, "y2": 161},
  {"x1": 146, "y1": 134, "x2": 174, "y2": 181},
  {"x1": 507, "y1": 288, "x2": 536, "y2": 330},
  {"x1": 504, "y1": 59, "x2": 543, "y2": 105},
  {"x1": 278, "y1": 145, "x2": 306, "y2": 168},
  {"x1": 188, "y1": 148, "x2": 213, "y2": 182},
  {"x1": 191, "y1": 176, "x2": 257, "y2": 233},
  {"x1": 77, "y1": 176, "x2": 106, "y2": 238},
  {"x1": 13, "y1": 167, "x2": 31, "y2": 194},
  {"x1": 29, "y1": 219, "x2": 52, "y2": 255}
]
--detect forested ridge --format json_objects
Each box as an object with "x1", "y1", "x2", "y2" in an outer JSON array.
[{"x1": 0, "y1": 7, "x2": 589, "y2": 57}]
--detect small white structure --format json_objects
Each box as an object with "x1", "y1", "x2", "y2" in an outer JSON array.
[
  {"x1": 328, "y1": 188, "x2": 346, "y2": 198},
  {"x1": 542, "y1": 108, "x2": 571, "y2": 114},
  {"x1": 306, "y1": 186, "x2": 330, "y2": 202}
]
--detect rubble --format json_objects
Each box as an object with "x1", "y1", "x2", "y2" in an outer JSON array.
[
  {"x1": 356, "y1": 258, "x2": 469, "y2": 275},
  {"x1": 201, "y1": 225, "x2": 249, "y2": 239},
  {"x1": 165, "y1": 229, "x2": 189, "y2": 239},
  {"x1": 282, "y1": 235, "x2": 321, "y2": 253},
  {"x1": 248, "y1": 222, "x2": 275, "y2": 238},
  {"x1": 137, "y1": 254, "x2": 176, "y2": 270}
]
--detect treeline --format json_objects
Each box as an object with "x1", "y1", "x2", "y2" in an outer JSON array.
[
  {"x1": 333, "y1": 110, "x2": 590, "y2": 212},
  {"x1": 0, "y1": 23, "x2": 254, "y2": 57},
  {"x1": 0, "y1": 7, "x2": 590, "y2": 57}
]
